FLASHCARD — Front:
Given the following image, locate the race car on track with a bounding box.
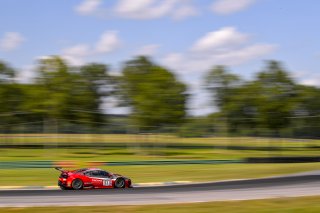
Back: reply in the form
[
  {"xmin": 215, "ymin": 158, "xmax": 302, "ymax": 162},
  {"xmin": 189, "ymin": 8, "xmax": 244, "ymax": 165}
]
[{"xmin": 55, "ymin": 167, "xmax": 132, "ymax": 190}]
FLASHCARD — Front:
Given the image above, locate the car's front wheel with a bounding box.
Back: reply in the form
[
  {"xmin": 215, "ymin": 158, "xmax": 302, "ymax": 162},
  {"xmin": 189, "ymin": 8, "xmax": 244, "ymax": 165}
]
[
  {"xmin": 114, "ymin": 178, "xmax": 125, "ymax": 188},
  {"xmin": 71, "ymin": 179, "xmax": 83, "ymax": 190}
]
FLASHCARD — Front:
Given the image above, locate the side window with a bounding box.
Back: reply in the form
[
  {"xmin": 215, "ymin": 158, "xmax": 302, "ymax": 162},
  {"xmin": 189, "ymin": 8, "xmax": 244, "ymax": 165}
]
[
  {"xmin": 85, "ymin": 170, "xmax": 109, "ymax": 177},
  {"xmin": 91, "ymin": 170, "xmax": 100, "ymax": 177},
  {"xmin": 86, "ymin": 170, "xmax": 99, "ymax": 177},
  {"xmin": 85, "ymin": 171, "xmax": 92, "ymax": 177},
  {"xmin": 100, "ymin": 171, "xmax": 109, "ymax": 177}
]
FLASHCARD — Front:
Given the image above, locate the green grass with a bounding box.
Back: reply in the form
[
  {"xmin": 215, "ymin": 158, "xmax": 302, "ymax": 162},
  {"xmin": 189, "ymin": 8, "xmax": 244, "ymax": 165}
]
[
  {"xmin": 1, "ymin": 134, "xmax": 319, "ymax": 147},
  {"xmin": 1, "ymin": 134, "xmax": 320, "ymax": 186},
  {"xmin": 1, "ymin": 196, "xmax": 320, "ymax": 212},
  {"xmin": 1, "ymin": 163, "xmax": 320, "ymax": 186},
  {"xmin": 1, "ymin": 134, "xmax": 319, "ymax": 162},
  {"xmin": 1, "ymin": 146, "xmax": 320, "ymax": 162}
]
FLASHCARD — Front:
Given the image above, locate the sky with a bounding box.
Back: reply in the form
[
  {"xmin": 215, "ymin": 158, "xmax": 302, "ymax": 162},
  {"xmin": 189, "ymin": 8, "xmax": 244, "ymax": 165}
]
[{"xmin": 0, "ymin": 0, "xmax": 320, "ymax": 115}]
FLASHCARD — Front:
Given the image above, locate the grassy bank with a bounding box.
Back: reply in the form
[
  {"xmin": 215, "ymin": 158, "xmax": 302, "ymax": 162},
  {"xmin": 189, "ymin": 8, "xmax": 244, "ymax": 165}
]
[
  {"xmin": 1, "ymin": 163, "xmax": 320, "ymax": 186},
  {"xmin": 1, "ymin": 135, "xmax": 319, "ymax": 186},
  {"xmin": 1, "ymin": 135, "xmax": 319, "ymax": 162},
  {"xmin": 2, "ymin": 147, "xmax": 320, "ymax": 162},
  {"xmin": 1, "ymin": 134, "xmax": 319, "ymax": 147},
  {"xmin": 1, "ymin": 196, "xmax": 320, "ymax": 212}
]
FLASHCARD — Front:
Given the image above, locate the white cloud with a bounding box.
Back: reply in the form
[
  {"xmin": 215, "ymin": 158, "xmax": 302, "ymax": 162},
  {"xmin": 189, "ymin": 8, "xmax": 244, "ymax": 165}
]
[
  {"xmin": 74, "ymin": 0, "xmax": 255, "ymax": 20},
  {"xmin": 135, "ymin": 44, "xmax": 160, "ymax": 56},
  {"xmin": 63, "ymin": 44, "xmax": 91, "ymax": 57},
  {"xmin": 115, "ymin": 0, "xmax": 155, "ymax": 15},
  {"xmin": 209, "ymin": 43, "xmax": 276, "ymax": 65},
  {"xmin": 191, "ymin": 27, "xmax": 249, "ymax": 53},
  {"xmin": 211, "ymin": 0, "xmax": 256, "ymax": 15},
  {"xmin": 162, "ymin": 27, "xmax": 276, "ymax": 74},
  {"xmin": 62, "ymin": 44, "xmax": 91, "ymax": 66},
  {"xmin": 161, "ymin": 27, "xmax": 275, "ymax": 116},
  {"xmin": 0, "ymin": 32, "xmax": 25, "ymax": 51},
  {"xmin": 172, "ymin": 4, "xmax": 198, "ymax": 20},
  {"xmin": 75, "ymin": 0, "xmax": 102, "ymax": 15},
  {"xmin": 115, "ymin": 0, "xmax": 198, "ymax": 20},
  {"xmin": 95, "ymin": 31, "xmax": 121, "ymax": 54},
  {"xmin": 301, "ymin": 78, "xmax": 320, "ymax": 86},
  {"xmin": 162, "ymin": 53, "xmax": 184, "ymax": 70},
  {"xmin": 60, "ymin": 31, "xmax": 121, "ymax": 66},
  {"xmin": 293, "ymin": 71, "xmax": 320, "ymax": 87},
  {"xmin": 15, "ymin": 65, "xmax": 36, "ymax": 84},
  {"xmin": 186, "ymin": 80, "xmax": 215, "ymax": 115},
  {"xmin": 115, "ymin": 0, "xmax": 173, "ymax": 19},
  {"xmin": 75, "ymin": 0, "xmax": 198, "ymax": 20}
]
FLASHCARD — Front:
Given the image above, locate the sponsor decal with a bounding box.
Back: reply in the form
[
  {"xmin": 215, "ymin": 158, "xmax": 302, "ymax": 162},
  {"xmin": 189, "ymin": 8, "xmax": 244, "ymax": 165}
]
[{"xmin": 91, "ymin": 178, "xmax": 112, "ymax": 186}]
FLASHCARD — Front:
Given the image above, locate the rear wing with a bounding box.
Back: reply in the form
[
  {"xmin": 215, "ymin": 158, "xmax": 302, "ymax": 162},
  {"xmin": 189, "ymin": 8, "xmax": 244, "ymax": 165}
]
[{"xmin": 55, "ymin": 167, "xmax": 65, "ymax": 172}]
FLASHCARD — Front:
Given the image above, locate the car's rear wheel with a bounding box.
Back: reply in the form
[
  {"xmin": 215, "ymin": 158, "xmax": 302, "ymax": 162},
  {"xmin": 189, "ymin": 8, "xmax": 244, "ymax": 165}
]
[
  {"xmin": 114, "ymin": 178, "xmax": 125, "ymax": 188},
  {"xmin": 59, "ymin": 185, "xmax": 69, "ymax": 190},
  {"xmin": 71, "ymin": 179, "xmax": 83, "ymax": 190}
]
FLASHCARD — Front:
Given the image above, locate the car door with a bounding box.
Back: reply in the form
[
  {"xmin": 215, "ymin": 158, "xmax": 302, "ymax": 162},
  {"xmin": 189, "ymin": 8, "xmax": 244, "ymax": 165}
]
[
  {"xmin": 86, "ymin": 170, "xmax": 112, "ymax": 188},
  {"xmin": 99, "ymin": 170, "xmax": 113, "ymax": 188},
  {"xmin": 85, "ymin": 170, "xmax": 103, "ymax": 188}
]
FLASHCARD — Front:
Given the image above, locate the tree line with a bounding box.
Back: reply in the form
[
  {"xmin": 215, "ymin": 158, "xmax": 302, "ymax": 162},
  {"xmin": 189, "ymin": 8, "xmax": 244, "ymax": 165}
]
[
  {"xmin": 202, "ymin": 61, "xmax": 320, "ymax": 138},
  {"xmin": 0, "ymin": 56, "xmax": 319, "ymax": 138}
]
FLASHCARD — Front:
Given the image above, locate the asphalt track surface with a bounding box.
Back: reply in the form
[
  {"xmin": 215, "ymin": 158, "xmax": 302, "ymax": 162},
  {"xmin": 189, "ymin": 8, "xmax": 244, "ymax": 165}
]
[{"xmin": 1, "ymin": 171, "xmax": 320, "ymax": 207}]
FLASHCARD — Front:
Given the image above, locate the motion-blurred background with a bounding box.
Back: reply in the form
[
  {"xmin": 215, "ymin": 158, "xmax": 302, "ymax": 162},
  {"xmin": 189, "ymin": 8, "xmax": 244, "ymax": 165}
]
[
  {"xmin": 1, "ymin": 54, "xmax": 320, "ymax": 187},
  {"xmin": 0, "ymin": 0, "xmax": 319, "ymax": 193}
]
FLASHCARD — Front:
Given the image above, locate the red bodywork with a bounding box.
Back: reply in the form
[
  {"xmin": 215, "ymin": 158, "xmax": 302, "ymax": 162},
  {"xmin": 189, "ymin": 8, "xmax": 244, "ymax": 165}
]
[{"xmin": 57, "ymin": 168, "xmax": 132, "ymax": 190}]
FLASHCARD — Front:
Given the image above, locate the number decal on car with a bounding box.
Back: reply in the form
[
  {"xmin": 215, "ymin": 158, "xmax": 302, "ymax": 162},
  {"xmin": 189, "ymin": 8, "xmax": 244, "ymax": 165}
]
[{"xmin": 103, "ymin": 179, "xmax": 111, "ymax": 186}]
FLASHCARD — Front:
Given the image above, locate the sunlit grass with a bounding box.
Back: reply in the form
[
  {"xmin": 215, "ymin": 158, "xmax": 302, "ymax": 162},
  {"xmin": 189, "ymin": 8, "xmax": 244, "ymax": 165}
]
[
  {"xmin": 1, "ymin": 135, "xmax": 319, "ymax": 187},
  {"xmin": 1, "ymin": 196, "xmax": 320, "ymax": 212},
  {"xmin": 1, "ymin": 146, "xmax": 319, "ymax": 162},
  {"xmin": 0, "ymin": 134, "xmax": 319, "ymax": 147},
  {"xmin": 1, "ymin": 163, "xmax": 319, "ymax": 186}
]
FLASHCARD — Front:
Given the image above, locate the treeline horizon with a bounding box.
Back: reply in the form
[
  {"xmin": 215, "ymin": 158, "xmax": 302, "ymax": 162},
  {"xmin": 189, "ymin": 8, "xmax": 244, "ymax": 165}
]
[{"xmin": 0, "ymin": 56, "xmax": 319, "ymax": 138}]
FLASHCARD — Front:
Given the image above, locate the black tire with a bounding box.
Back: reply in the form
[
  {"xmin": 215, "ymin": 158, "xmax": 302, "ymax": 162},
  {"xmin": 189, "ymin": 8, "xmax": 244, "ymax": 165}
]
[
  {"xmin": 114, "ymin": 178, "xmax": 125, "ymax": 188},
  {"xmin": 59, "ymin": 185, "xmax": 69, "ymax": 190},
  {"xmin": 71, "ymin": 179, "xmax": 83, "ymax": 190}
]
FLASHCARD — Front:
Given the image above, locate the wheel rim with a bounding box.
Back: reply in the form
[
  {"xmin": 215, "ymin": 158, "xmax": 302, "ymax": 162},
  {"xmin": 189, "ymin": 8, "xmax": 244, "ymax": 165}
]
[
  {"xmin": 116, "ymin": 179, "xmax": 125, "ymax": 188},
  {"xmin": 73, "ymin": 179, "xmax": 83, "ymax": 189}
]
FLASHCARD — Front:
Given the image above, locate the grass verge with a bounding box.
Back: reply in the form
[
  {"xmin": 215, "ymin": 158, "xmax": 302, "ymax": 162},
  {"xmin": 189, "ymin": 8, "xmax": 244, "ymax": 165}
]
[
  {"xmin": 1, "ymin": 163, "xmax": 320, "ymax": 186},
  {"xmin": 1, "ymin": 147, "xmax": 320, "ymax": 161},
  {"xmin": 1, "ymin": 134, "xmax": 319, "ymax": 147},
  {"xmin": 1, "ymin": 196, "xmax": 320, "ymax": 212}
]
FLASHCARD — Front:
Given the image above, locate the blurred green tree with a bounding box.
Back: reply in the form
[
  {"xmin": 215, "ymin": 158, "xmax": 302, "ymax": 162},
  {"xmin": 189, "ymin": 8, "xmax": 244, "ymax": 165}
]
[
  {"xmin": 0, "ymin": 61, "xmax": 26, "ymax": 132},
  {"xmin": 291, "ymin": 85, "xmax": 320, "ymax": 137},
  {"xmin": 205, "ymin": 61, "xmax": 298, "ymax": 136},
  {"xmin": 223, "ymin": 82, "xmax": 263, "ymax": 134},
  {"xmin": 30, "ymin": 56, "xmax": 110, "ymax": 131},
  {"xmin": 0, "ymin": 60, "xmax": 15, "ymax": 83},
  {"xmin": 254, "ymin": 60, "xmax": 297, "ymax": 135},
  {"xmin": 205, "ymin": 65, "xmax": 241, "ymax": 109},
  {"xmin": 120, "ymin": 56, "xmax": 187, "ymax": 130},
  {"xmin": 205, "ymin": 65, "xmax": 241, "ymax": 133}
]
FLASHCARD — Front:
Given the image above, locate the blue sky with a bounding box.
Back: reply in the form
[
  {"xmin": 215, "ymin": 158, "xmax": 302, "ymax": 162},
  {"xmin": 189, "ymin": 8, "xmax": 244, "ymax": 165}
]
[{"xmin": 0, "ymin": 0, "xmax": 320, "ymax": 115}]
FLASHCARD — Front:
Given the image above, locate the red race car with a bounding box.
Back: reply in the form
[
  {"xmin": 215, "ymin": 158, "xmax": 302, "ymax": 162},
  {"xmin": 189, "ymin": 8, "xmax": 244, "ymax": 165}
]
[{"xmin": 56, "ymin": 167, "xmax": 132, "ymax": 190}]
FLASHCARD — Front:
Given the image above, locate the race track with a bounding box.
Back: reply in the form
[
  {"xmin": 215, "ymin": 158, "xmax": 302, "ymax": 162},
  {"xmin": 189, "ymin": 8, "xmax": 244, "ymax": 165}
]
[{"xmin": 1, "ymin": 171, "xmax": 320, "ymax": 207}]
